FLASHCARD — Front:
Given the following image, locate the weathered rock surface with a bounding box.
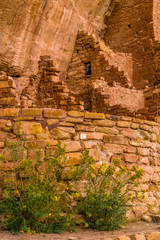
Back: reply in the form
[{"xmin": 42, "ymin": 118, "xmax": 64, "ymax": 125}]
[{"xmin": 0, "ymin": 0, "xmax": 115, "ymax": 78}]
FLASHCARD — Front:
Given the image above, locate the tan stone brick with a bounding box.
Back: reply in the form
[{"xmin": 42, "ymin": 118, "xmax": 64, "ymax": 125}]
[
  {"xmin": 140, "ymin": 124, "xmax": 152, "ymax": 132},
  {"xmin": 66, "ymin": 117, "xmax": 83, "ymax": 123},
  {"xmin": 133, "ymin": 118, "xmax": 144, "ymax": 124},
  {"xmin": 60, "ymin": 122, "xmax": 74, "ymax": 127},
  {"xmin": 36, "ymin": 133, "xmax": 49, "ymax": 140},
  {"xmin": 61, "ymin": 141, "xmax": 82, "ymax": 152},
  {"xmin": 13, "ymin": 117, "xmax": 34, "ymax": 121},
  {"xmin": 44, "ymin": 109, "xmax": 66, "ymax": 118},
  {"xmin": 123, "ymin": 154, "xmax": 138, "ymax": 163},
  {"xmin": 89, "ymin": 148, "xmax": 99, "ymax": 161},
  {"xmin": 121, "ymin": 129, "xmax": 138, "ymax": 139},
  {"xmin": 131, "ymin": 123, "xmax": 139, "ymax": 129},
  {"xmin": 13, "ymin": 121, "xmax": 43, "ymax": 135},
  {"xmin": 66, "ymin": 152, "xmax": 81, "ymax": 166},
  {"xmin": 0, "ymin": 80, "xmax": 16, "ymax": 88},
  {"xmin": 0, "ymin": 108, "xmax": 19, "ymax": 117},
  {"xmin": 96, "ymin": 127, "xmax": 118, "ymax": 135},
  {"xmin": 117, "ymin": 236, "xmax": 131, "ymax": 240},
  {"xmin": 76, "ymin": 125, "xmax": 95, "ymax": 132},
  {"xmin": 22, "ymin": 108, "xmax": 42, "ymax": 116},
  {"xmin": 117, "ymin": 121, "xmax": 131, "ymax": 128},
  {"xmin": 80, "ymin": 132, "xmax": 104, "ymax": 140},
  {"xmin": 93, "ymin": 119, "xmax": 115, "ymax": 127},
  {"xmin": 68, "ymin": 111, "xmax": 84, "ymax": 117},
  {"xmin": 25, "ymin": 140, "xmax": 46, "ymax": 149},
  {"xmin": 50, "ymin": 128, "xmax": 70, "ymax": 140},
  {"xmin": 147, "ymin": 232, "xmax": 160, "ymax": 240},
  {"xmin": 123, "ymin": 146, "xmax": 136, "ymax": 153},
  {"xmin": 120, "ymin": 116, "xmax": 132, "ymax": 121},
  {"xmin": 103, "ymin": 135, "xmax": 128, "ymax": 145},
  {"xmin": 85, "ymin": 112, "xmax": 105, "ymax": 119},
  {"xmin": 102, "ymin": 143, "xmax": 123, "ymax": 154},
  {"xmin": 46, "ymin": 140, "xmax": 58, "ymax": 146},
  {"xmin": 84, "ymin": 141, "xmax": 98, "ymax": 149},
  {"xmin": 58, "ymin": 127, "xmax": 75, "ymax": 134},
  {"xmin": 137, "ymin": 148, "xmax": 150, "ymax": 156},
  {"xmin": 131, "ymin": 234, "xmax": 146, "ymax": 240},
  {"xmin": 46, "ymin": 119, "xmax": 59, "ymax": 125}
]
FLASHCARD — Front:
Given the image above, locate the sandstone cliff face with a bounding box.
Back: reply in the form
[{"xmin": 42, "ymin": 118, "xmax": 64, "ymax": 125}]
[{"xmin": 0, "ymin": 0, "xmax": 114, "ymax": 78}]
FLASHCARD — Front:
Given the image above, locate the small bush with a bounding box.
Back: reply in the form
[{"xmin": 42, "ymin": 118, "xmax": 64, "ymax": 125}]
[
  {"xmin": 77, "ymin": 153, "xmax": 144, "ymax": 231},
  {"xmin": 0, "ymin": 135, "xmax": 75, "ymax": 234}
]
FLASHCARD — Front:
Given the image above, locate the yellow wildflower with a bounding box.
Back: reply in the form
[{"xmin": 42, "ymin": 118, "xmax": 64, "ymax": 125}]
[
  {"xmin": 84, "ymin": 223, "xmax": 89, "ymax": 228},
  {"xmin": 49, "ymin": 213, "xmax": 52, "ymax": 216},
  {"xmin": 20, "ymin": 230, "xmax": 24, "ymax": 234},
  {"xmin": 88, "ymin": 213, "xmax": 92, "ymax": 218}
]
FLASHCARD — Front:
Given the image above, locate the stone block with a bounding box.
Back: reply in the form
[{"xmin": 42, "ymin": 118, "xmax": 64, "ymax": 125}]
[
  {"xmin": 117, "ymin": 121, "xmax": 131, "ymax": 128},
  {"xmin": 103, "ymin": 135, "xmax": 128, "ymax": 145},
  {"xmin": 85, "ymin": 112, "xmax": 105, "ymax": 119},
  {"xmin": 50, "ymin": 128, "xmax": 70, "ymax": 140},
  {"xmin": 131, "ymin": 234, "xmax": 146, "ymax": 240},
  {"xmin": 46, "ymin": 119, "xmax": 59, "ymax": 125},
  {"xmin": 13, "ymin": 121, "xmax": 43, "ymax": 135},
  {"xmin": 13, "ymin": 117, "xmax": 34, "ymax": 121},
  {"xmin": 0, "ymin": 120, "xmax": 11, "ymax": 131},
  {"xmin": 101, "ymin": 143, "xmax": 123, "ymax": 154},
  {"xmin": 123, "ymin": 154, "xmax": 138, "ymax": 163},
  {"xmin": 121, "ymin": 129, "xmax": 138, "ymax": 139},
  {"xmin": 89, "ymin": 148, "xmax": 99, "ymax": 161},
  {"xmin": 66, "ymin": 117, "xmax": 83, "ymax": 123},
  {"xmin": 44, "ymin": 109, "xmax": 66, "ymax": 118},
  {"xmin": 80, "ymin": 132, "xmax": 104, "ymax": 140},
  {"xmin": 68, "ymin": 111, "xmax": 84, "ymax": 117},
  {"xmin": 60, "ymin": 121, "xmax": 74, "ymax": 127},
  {"xmin": 140, "ymin": 124, "xmax": 152, "ymax": 133},
  {"xmin": 137, "ymin": 148, "xmax": 150, "ymax": 156},
  {"xmin": 0, "ymin": 108, "xmax": 19, "ymax": 117},
  {"xmin": 96, "ymin": 127, "xmax": 118, "ymax": 135},
  {"xmin": 66, "ymin": 152, "xmax": 81, "ymax": 166},
  {"xmin": 147, "ymin": 232, "xmax": 160, "ymax": 240},
  {"xmin": 117, "ymin": 236, "xmax": 131, "ymax": 240},
  {"xmin": 61, "ymin": 141, "xmax": 82, "ymax": 152},
  {"xmin": 93, "ymin": 119, "xmax": 115, "ymax": 127},
  {"xmin": 131, "ymin": 123, "xmax": 139, "ymax": 129},
  {"xmin": 123, "ymin": 146, "xmax": 136, "ymax": 153},
  {"xmin": 84, "ymin": 141, "xmax": 98, "ymax": 149},
  {"xmin": 76, "ymin": 125, "xmax": 95, "ymax": 132},
  {"xmin": 0, "ymin": 80, "xmax": 16, "ymax": 88},
  {"xmin": 22, "ymin": 108, "xmax": 42, "ymax": 116}
]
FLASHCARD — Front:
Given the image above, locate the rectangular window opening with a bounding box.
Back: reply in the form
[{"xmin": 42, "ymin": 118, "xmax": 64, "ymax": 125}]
[{"xmin": 85, "ymin": 62, "xmax": 91, "ymax": 76}]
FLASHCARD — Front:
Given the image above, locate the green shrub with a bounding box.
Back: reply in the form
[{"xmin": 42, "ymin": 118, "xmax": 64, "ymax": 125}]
[
  {"xmin": 0, "ymin": 135, "xmax": 75, "ymax": 234},
  {"xmin": 77, "ymin": 153, "xmax": 144, "ymax": 231}
]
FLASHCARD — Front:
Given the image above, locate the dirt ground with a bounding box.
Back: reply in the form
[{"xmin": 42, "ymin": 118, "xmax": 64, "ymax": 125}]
[{"xmin": 0, "ymin": 221, "xmax": 160, "ymax": 240}]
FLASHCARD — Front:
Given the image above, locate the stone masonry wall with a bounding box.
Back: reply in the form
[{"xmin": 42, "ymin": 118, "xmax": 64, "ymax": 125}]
[
  {"xmin": 66, "ymin": 32, "xmax": 145, "ymax": 114},
  {"xmin": 103, "ymin": 0, "xmax": 155, "ymax": 89},
  {"xmin": 0, "ymin": 108, "xmax": 160, "ymax": 218}
]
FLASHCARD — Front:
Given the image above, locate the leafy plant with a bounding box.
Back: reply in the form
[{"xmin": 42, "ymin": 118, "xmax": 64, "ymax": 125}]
[
  {"xmin": 77, "ymin": 154, "xmax": 144, "ymax": 231},
  {"xmin": 0, "ymin": 134, "xmax": 75, "ymax": 234}
]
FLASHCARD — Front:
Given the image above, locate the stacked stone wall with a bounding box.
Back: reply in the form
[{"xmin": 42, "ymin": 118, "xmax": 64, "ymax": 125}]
[
  {"xmin": 0, "ymin": 108, "xmax": 160, "ymax": 217},
  {"xmin": 103, "ymin": 0, "xmax": 155, "ymax": 89}
]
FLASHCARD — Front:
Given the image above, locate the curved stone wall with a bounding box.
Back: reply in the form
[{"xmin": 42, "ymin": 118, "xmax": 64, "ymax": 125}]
[{"xmin": 0, "ymin": 108, "xmax": 160, "ymax": 218}]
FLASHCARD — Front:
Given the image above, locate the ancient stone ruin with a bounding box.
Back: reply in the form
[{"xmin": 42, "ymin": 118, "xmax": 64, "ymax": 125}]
[{"xmin": 1, "ymin": 0, "xmax": 160, "ymax": 221}]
